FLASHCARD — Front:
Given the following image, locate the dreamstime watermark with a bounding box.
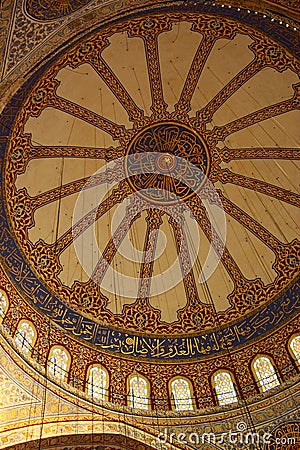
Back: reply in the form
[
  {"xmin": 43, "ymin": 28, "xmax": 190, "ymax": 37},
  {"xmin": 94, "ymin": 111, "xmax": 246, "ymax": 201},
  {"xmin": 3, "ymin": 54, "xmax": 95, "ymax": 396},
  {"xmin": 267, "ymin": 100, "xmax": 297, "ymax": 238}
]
[
  {"xmin": 157, "ymin": 422, "xmax": 296, "ymax": 446},
  {"xmin": 72, "ymin": 153, "xmax": 226, "ymax": 298}
]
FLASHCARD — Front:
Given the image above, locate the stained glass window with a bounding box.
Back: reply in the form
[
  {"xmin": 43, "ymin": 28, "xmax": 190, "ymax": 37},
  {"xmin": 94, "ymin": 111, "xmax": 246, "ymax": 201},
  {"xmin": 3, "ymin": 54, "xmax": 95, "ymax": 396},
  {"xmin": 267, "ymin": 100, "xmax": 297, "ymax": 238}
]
[
  {"xmin": 253, "ymin": 356, "xmax": 280, "ymax": 392},
  {"xmin": 290, "ymin": 335, "xmax": 300, "ymax": 366},
  {"xmin": 87, "ymin": 366, "xmax": 108, "ymax": 401},
  {"xmin": 171, "ymin": 378, "xmax": 194, "ymax": 411},
  {"xmin": 129, "ymin": 375, "xmax": 149, "ymax": 410},
  {"xmin": 213, "ymin": 371, "xmax": 238, "ymax": 406},
  {"xmin": 0, "ymin": 291, "xmax": 7, "ymax": 317},
  {"xmin": 48, "ymin": 347, "xmax": 69, "ymax": 381},
  {"xmin": 14, "ymin": 320, "xmax": 36, "ymax": 354}
]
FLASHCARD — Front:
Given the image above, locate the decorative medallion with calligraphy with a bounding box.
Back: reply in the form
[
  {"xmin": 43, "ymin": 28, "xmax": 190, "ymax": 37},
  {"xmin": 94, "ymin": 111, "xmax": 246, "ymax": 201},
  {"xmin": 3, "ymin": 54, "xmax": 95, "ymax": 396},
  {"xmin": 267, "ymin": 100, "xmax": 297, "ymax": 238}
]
[{"xmin": 126, "ymin": 123, "xmax": 209, "ymax": 204}]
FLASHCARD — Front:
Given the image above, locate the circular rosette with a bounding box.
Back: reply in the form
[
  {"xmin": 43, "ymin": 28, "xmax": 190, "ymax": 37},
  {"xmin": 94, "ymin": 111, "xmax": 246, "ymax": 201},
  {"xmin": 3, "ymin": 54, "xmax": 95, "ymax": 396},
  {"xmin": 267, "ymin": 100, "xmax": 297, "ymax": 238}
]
[{"xmin": 2, "ymin": 10, "xmax": 299, "ymax": 338}]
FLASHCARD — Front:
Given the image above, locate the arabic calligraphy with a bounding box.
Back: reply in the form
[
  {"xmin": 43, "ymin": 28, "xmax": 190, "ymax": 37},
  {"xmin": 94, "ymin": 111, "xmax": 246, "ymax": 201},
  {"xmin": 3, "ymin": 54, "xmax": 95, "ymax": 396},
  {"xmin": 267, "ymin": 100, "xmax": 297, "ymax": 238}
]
[
  {"xmin": 126, "ymin": 123, "xmax": 210, "ymax": 204},
  {"xmin": 0, "ymin": 133, "xmax": 299, "ymax": 359},
  {"xmin": 0, "ymin": 202, "xmax": 299, "ymax": 359}
]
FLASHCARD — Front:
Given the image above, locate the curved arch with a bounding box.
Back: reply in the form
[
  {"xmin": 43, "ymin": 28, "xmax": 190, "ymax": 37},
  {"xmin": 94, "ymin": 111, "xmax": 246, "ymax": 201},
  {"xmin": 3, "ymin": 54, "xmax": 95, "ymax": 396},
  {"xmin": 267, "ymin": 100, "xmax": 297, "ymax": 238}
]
[
  {"xmin": 169, "ymin": 376, "xmax": 195, "ymax": 411},
  {"xmin": 86, "ymin": 364, "xmax": 109, "ymax": 401},
  {"xmin": 14, "ymin": 319, "xmax": 37, "ymax": 355},
  {"xmin": 127, "ymin": 373, "xmax": 150, "ymax": 410},
  {"xmin": 47, "ymin": 345, "xmax": 71, "ymax": 382},
  {"xmin": 252, "ymin": 355, "xmax": 280, "ymax": 393},
  {"xmin": 212, "ymin": 370, "xmax": 238, "ymax": 406}
]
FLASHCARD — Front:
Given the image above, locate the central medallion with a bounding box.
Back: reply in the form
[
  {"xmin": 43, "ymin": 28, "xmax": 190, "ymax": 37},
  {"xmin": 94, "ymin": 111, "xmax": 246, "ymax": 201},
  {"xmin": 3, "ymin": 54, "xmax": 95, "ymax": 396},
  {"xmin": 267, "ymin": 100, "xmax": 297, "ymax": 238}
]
[{"xmin": 126, "ymin": 122, "xmax": 210, "ymax": 205}]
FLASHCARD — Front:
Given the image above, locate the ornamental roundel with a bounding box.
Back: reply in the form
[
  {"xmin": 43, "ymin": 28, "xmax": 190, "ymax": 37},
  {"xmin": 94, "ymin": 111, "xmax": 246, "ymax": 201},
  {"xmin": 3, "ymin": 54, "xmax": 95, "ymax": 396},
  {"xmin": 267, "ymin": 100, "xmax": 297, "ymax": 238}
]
[
  {"xmin": 125, "ymin": 122, "xmax": 210, "ymax": 204},
  {"xmin": 0, "ymin": 5, "xmax": 299, "ymax": 360},
  {"xmin": 24, "ymin": 0, "xmax": 92, "ymax": 21}
]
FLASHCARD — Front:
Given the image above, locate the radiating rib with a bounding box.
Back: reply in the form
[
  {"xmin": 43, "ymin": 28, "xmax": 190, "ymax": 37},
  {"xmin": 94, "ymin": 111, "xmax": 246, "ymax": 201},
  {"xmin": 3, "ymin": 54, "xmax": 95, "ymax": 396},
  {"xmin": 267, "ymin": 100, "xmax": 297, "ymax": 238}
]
[
  {"xmin": 168, "ymin": 215, "xmax": 199, "ymax": 305},
  {"xmin": 197, "ymin": 58, "xmax": 262, "ymax": 122},
  {"xmin": 89, "ymin": 55, "xmax": 145, "ymax": 124},
  {"xmin": 143, "ymin": 33, "xmax": 168, "ymax": 117},
  {"xmin": 28, "ymin": 144, "xmax": 123, "ymax": 161},
  {"xmin": 137, "ymin": 209, "xmax": 164, "ymax": 299},
  {"xmin": 218, "ymin": 191, "xmax": 281, "ymax": 251},
  {"xmin": 31, "ymin": 163, "xmax": 125, "ymax": 209},
  {"xmin": 174, "ymin": 35, "xmax": 216, "ymax": 117},
  {"xmin": 212, "ymin": 84, "xmax": 300, "ymax": 139},
  {"xmin": 54, "ymin": 180, "xmax": 133, "ymax": 254},
  {"xmin": 12, "ymin": 134, "xmax": 123, "ymax": 175},
  {"xmin": 92, "ymin": 197, "xmax": 142, "ymax": 285},
  {"xmin": 219, "ymin": 147, "xmax": 300, "ymax": 162},
  {"xmin": 186, "ymin": 196, "xmax": 246, "ymax": 285},
  {"xmin": 48, "ymin": 95, "xmax": 129, "ymax": 141},
  {"xmin": 217, "ymin": 168, "xmax": 300, "ymax": 207},
  {"xmin": 32, "ymin": 176, "xmax": 94, "ymax": 209}
]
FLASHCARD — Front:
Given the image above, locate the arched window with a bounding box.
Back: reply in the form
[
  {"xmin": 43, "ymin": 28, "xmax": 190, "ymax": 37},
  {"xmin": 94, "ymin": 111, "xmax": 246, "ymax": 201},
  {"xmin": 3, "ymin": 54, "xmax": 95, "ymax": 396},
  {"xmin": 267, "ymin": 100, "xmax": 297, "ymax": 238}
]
[
  {"xmin": 289, "ymin": 335, "xmax": 300, "ymax": 367},
  {"xmin": 213, "ymin": 371, "xmax": 238, "ymax": 406},
  {"xmin": 0, "ymin": 291, "xmax": 8, "ymax": 319},
  {"xmin": 47, "ymin": 346, "xmax": 70, "ymax": 382},
  {"xmin": 253, "ymin": 356, "xmax": 280, "ymax": 392},
  {"xmin": 170, "ymin": 377, "xmax": 194, "ymax": 411},
  {"xmin": 128, "ymin": 374, "xmax": 149, "ymax": 410},
  {"xmin": 14, "ymin": 320, "xmax": 36, "ymax": 354},
  {"xmin": 86, "ymin": 365, "xmax": 108, "ymax": 401}
]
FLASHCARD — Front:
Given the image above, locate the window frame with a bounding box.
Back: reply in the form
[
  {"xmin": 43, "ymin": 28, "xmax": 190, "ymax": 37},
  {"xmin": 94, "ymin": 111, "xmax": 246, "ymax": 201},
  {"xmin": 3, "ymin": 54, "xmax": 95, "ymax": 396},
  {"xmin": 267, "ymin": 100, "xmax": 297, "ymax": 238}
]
[
  {"xmin": 169, "ymin": 376, "xmax": 196, "ymax": 411},
  {"xmin": 252, "ymin": 354, "xmax": 280, "ymax": 393},
  {"xmin": 47, "ymin": 345, "xmax": 71, "ymax": 382},
  {"xmin": 212, "ymin": 369, "xmax": 238, "ymax": 406},
  {"xmin": 14, "ymin": 319, "xmax": 37, "ymax": 355},
  {"xmin": 86, "ymin": 364, "xmax": 109, "ymax": 402},
  {"xmin": 288, "ymin": 334, "xmax": 300, "ymax": 369},
  {"xmin": 127, "ymin": 373, "xmax": 151, "ymax": 410},
  {"xmin": 0, "ymin": 290, "xmax": 8, "ymax": 321}
]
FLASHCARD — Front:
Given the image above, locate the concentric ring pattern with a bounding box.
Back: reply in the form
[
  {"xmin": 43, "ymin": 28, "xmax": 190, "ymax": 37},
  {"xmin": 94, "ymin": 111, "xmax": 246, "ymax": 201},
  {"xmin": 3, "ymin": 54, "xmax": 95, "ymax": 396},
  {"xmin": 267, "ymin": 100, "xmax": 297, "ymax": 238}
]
[{"xmin": 1, "ymin": 10, "xmax": 299, "ymax": 357}]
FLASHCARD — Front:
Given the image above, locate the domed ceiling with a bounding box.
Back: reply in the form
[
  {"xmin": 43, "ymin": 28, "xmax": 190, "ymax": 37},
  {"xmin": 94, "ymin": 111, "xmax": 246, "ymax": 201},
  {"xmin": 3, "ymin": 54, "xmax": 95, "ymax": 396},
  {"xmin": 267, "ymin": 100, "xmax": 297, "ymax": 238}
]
[{"xmin": 0, "ymin": 1, "xmax": 299, "ymax": 363}]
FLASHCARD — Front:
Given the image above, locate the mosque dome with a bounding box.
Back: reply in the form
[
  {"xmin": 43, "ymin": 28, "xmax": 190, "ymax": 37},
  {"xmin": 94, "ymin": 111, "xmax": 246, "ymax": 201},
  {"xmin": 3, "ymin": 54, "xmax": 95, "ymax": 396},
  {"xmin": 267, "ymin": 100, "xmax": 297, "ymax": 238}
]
[{"xmin": 0, "ymin": 0, "xmax": 299, "ymax": 448}]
